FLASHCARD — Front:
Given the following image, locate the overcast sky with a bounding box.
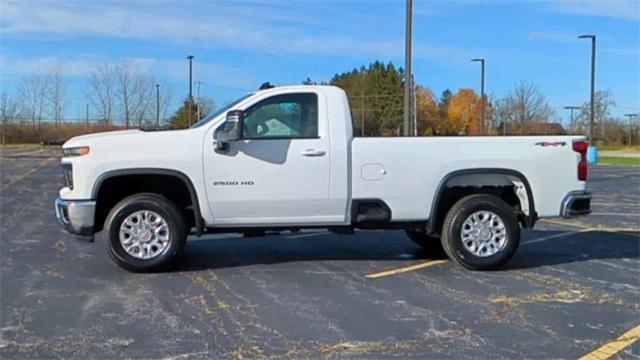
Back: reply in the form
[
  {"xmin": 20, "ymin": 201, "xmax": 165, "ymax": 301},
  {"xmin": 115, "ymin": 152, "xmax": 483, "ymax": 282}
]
[{"xmin": 1, "ymin": 0, "xmax": 638, "ymax": 121}]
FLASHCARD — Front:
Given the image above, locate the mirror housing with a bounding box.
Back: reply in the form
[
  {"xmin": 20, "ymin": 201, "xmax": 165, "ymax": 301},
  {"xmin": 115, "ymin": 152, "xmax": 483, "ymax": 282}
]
[{"xmin": 214, "ymin": 110, "xmax": 243, "ymax": 151}]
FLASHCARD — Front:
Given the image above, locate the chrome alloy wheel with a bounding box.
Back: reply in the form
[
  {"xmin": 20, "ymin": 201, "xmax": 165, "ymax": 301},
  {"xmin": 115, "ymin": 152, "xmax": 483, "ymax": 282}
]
[
  {"xmin": 460, "ymin": 211, "xmax": 507, "ymax": 257},
  {"xmin": 119, "ymin": 210, "xmax": 170, "ymax": 259}
]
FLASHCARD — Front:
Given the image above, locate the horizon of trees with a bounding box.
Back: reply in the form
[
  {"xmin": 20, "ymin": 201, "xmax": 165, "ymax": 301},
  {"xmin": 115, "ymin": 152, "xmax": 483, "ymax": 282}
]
[
  {"xmin": 2, "ymin": 61, "xmax": 183, "ymax": 128},
  {"xmin": 309, "ymin": 61, "xmax": 633, "ymax": 142},
  {"xmin": 0, "ymin": 60, "xmax": 637, "ymax": 145}
]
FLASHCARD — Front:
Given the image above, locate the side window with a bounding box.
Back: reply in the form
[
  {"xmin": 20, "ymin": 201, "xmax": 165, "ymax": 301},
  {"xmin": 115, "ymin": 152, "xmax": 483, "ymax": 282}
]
[{"xmin": 243, "ymin": 93, "xmax": 318, "ymax": 139}]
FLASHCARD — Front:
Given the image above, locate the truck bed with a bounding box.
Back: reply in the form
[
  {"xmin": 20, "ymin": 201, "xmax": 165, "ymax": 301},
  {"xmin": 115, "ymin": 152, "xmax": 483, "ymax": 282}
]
[{"xmin": 351, "ymin": 136, "xmax": 586, "ymax": 221}]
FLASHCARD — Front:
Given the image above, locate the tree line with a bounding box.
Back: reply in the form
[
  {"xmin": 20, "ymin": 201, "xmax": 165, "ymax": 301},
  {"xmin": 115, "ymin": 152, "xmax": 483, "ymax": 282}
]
[
  {"xmin": 314, "ymin": 61, "xmax": 632, "ymax": 142},
  {"xmin": 0, "ymin": 61, "xmax": 213, "ymax": 129},
  {"xmin": 1, "ymin": 60, "xmax": 636, "ymax": 145}
]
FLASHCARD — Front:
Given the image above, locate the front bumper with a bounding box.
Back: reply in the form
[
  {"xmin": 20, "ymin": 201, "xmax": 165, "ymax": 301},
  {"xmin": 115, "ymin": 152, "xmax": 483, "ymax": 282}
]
[
  {"xmin": 55, "ymin": 197, "xmax": 96, "ymax": 236},
  {"xmin": 560, "ymin": 191, "xmax": 592, "ymax": 217}
]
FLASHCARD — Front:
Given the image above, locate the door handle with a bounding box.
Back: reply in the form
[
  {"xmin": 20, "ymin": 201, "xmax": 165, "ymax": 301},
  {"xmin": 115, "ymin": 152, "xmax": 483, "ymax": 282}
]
[{"xmin": 300, "ymin": 149, "xmax": 326, "ymax": 157}]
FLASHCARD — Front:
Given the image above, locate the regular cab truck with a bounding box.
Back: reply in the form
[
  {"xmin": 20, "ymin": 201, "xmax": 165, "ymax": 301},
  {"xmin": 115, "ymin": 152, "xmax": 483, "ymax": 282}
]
[{"xmin": 55, "ymin": 85, "xmax": 591, "ymax": 272}]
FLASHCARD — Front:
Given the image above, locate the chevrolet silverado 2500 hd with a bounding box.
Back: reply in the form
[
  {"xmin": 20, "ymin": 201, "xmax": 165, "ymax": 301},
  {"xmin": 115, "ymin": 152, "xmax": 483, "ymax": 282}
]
[{"xmin": 55, "ymin": 85, "xmax": 591, "ymax": 272}]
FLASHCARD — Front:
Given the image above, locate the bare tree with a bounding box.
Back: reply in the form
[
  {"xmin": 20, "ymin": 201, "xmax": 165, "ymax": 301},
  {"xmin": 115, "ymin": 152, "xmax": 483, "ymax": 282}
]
[
  {"xmin": 115, "ymin": 62, "xmax": 155, "ymax": 128},
  {"xmin": 484, "ymin": 95, "xmax": 497, "ymax": 134},
  {"xmin": 18, "ymin": 72, "xmax": 49, "ymax": 127},
  {"xmin": 495, "ymin": 81, "xmax": 554, "ymax": 134},
  {"xmin": 198, "ymin": 96, "xmax": 216, "ymax": 118},
  {"xmin": 132, "ymin": 75, "xmax": 155, "ymax": 126},
  {"xmin": 86, "ymin": 64, "xmax": 116, "ymax": 125},
  {"xmin": 1, "ymin": 92, "xmax": 18, "ymax": 145},
  {"xmin": 158, "ymin": 86, "xmax": 174, "ymax": 124},
  {"xmin": 575, "ymin": 90, "xmax": 616, "ymax": 139},
  {"xmin": 47, "ymin": 65, "xmax": 67, "ymax": 127},
  {"xmin": 495, "ymin": 97, "xmax": 515, "ymax": 135},
  {"xmin": 0, "ymin": 92, "xmax": 18, "ymax": 123}
]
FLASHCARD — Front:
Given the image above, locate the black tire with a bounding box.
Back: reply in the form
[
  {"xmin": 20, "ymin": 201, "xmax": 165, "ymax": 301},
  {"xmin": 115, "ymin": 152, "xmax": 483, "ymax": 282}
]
[
  {"xmin": 441, "ymin": 194, "xmax": 520, "ymax": 270},
  {"xmin": 405, "ymin": 229, "xmax": 446, "ymax": 257},
  {"xmin": 103, "ymin": 193, "xmax": 187, "ymax": 272}
]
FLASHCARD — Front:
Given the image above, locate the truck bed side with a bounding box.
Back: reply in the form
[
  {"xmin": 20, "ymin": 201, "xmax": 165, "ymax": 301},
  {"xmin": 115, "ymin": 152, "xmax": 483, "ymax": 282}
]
[{"xmin": 351, "ymin": 136, "xmax": 586, "ymax": 221}]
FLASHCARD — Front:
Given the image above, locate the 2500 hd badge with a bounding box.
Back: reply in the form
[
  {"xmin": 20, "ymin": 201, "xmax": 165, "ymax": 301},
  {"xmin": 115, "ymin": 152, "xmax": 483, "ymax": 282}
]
[{"xmin": 213, "ymin": 181, "xmax": 255, "ymax": 186}]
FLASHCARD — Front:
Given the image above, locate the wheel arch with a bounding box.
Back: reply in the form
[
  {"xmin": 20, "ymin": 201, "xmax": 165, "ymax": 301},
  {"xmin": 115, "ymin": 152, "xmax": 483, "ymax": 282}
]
[
  {"xmin": 426, "ymin": 168, "xmax": 537, "ymax": 234},
  {"xmin": 92, "ymin": 168, "xmax": 204, "ymax": 235}
]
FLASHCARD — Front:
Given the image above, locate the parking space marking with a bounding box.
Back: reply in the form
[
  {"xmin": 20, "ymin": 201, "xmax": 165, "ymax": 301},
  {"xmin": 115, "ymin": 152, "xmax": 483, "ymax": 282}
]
[
  {"xmin": 579, "ymin": 324, "xmax": 640, "ymax": 360},
  {"xmin": 4, "ymin": 148, "xmax": 44, "ymax": 157},
  {"xmin": 592, "ymin": 201, "xmax": 639, "ymax": 206},
  {"xmin": 286, "ymin": 230, "xmax": 329, "ymax": 239},
  {"xmin": 539, "ymin": 219, "xmax": 640, "ymax": 233},
  {"xmin": 0, "ymin": 158, "xmax": 54, "ymax": 190},
  {"xmin": 585, "ymin": 227, "xmax": 640, "ymax": 234},
  {"xmin": 539, "ymin": 218, "xmax": 591, "ymax": 229},
  {"xmin": 590, "ymin": 212, "xmax": 640, "ymax": 217},
  {"xmin": 365, "ymin": 259, "xmax": 448, "ymax": 279},
  {"xmin": 521, "ymin": 230, "xmax": 585, "ymax": 246}
]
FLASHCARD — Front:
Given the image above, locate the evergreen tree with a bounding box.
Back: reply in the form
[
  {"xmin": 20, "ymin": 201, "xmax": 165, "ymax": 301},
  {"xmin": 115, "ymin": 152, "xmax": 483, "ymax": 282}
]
[
  {"xmin": 302, "ymin": 77, "xmax": 317, "ymax": 85},
  {"xmin": 439, "ymin": 89, "xmax": 452, "ymax": 117},
  {"xmin": 169, "ymin": 97, "xmax": 199, "ymax": 129},
  {"xmin": 330, "ymin": 61, "xmax": 403, "ymax": 136}
]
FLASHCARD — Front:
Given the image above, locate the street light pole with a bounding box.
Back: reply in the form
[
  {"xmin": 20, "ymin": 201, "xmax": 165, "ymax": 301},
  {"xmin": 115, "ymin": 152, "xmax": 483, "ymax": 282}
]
[
  {"xmin": 156, "ymin": 84, "xmax": 160, "ymax": 126},
  {"xmin": 360, "ymin": 91, "xmax": 365, "ymax": 137},
  {"xmin": 403, "ymin": 0, "xmax": 413, "ymax": 136},
  {"xmin": 187, "ymin": 55, "xmax": 194, "ymax": 127},
  {"xmin": 412, "ymin": 74, "xmax": 417, "ymax": 136},
  {"xmin": 471, "ymin": 59, "xmax": 485, "ymax": 135},
  {"xmin": 625, "ymin": 113, "xmax": 638, "ymax": 145},
  {"xmin": 578, "ymin": 35, "xmax": 596, "ymax": 142},
  {"xmin": 563, "ymin": 106, "xmax": 581, "ymax": 132},
  {"xmin": 196, "ymin": 81, "xmax": 203, "ymax": 120}
]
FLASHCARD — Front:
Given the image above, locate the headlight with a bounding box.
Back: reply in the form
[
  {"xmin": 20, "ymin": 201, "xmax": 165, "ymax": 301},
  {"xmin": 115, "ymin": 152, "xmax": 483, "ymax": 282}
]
[{"xmin": 63, "ymin": 146, "xmax": 90, "ymax": 157}]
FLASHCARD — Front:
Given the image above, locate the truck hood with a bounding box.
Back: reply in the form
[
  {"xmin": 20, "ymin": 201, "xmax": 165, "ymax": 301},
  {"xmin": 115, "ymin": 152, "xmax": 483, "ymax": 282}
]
[
  {"xmin": 63, "ymin": 129, "xmax": 142, "ymax": 147},
  {"xmin": 63, "ymin": 128, "xmax": 192, "ymax": 149}
]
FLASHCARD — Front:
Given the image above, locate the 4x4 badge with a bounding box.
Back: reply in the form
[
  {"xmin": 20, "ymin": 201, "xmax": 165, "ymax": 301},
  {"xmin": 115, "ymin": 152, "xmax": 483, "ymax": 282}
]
[{"xmin": 535, "ymin": 141, "xmax": 566, "ymax": 147}]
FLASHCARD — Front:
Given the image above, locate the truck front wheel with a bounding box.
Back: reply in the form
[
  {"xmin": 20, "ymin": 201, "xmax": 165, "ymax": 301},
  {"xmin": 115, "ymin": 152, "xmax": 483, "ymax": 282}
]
[
  {"xmin": 103, "ymin": 193, "xmax": 187, "ymax": 272},
  {"xmin": 441, "ymin": 194, "xmax": 520, "ymax": 270}
]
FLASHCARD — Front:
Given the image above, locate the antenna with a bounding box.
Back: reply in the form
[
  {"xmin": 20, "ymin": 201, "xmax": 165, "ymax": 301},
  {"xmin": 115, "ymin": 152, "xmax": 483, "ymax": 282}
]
[{"xmin": 259, "ymin": 82, "xmax": 275, "ymax": 90}]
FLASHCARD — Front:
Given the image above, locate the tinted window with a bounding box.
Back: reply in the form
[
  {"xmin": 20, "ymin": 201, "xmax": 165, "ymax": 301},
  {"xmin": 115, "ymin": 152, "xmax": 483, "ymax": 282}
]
[{"xmin": 243, "ymin": 93, "xmax": 318, "ymax": 139}]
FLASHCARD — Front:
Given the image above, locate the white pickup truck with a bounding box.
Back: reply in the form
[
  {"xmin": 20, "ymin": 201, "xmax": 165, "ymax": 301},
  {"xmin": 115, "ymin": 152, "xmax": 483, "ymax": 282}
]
[{"xmin": 55, "ymin": 85, "xmax": 591, "ymax": 272}]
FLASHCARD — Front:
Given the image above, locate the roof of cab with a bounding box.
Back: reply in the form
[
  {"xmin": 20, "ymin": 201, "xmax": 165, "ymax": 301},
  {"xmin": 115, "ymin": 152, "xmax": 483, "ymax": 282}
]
[{"xmin": 257, "ymin": 84, "xmax": 343, "ymax": 94}]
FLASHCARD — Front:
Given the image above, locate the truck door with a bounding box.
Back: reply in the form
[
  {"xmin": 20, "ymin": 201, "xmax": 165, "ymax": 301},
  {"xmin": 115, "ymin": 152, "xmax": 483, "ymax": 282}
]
[{"xmin": 203, "ymin": 92, "xmax": 334, "ymax": 225}]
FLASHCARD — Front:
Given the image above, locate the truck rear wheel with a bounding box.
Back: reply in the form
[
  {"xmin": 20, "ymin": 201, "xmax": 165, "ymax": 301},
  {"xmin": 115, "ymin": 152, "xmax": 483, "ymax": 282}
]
[
  {"xmin": 103, "ymin": 193, "xmax": 187, "ymax": 272},
  {"xmin": 441, "ymin": 194, "xmax": 520, "ymax": 270},
  {"xmin": 405, "ymin": 229, "xmax": 445, "ymax": 257}
]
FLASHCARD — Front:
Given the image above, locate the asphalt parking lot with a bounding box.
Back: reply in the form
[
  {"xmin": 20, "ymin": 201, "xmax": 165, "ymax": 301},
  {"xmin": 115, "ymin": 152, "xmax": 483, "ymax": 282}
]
[{"xmin": 1, "ymin": 146, "xmax": 639, "ymax": 359}]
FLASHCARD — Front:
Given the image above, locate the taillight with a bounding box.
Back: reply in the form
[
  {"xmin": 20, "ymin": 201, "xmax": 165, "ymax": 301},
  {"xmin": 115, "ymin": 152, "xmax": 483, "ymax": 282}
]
[{"xmin": 572, "ymin": 140, "xmax": 588, "ymax": 181}]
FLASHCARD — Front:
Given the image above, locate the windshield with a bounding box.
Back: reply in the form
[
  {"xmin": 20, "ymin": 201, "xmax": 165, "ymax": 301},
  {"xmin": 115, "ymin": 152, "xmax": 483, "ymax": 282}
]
[{"xmin": 191, "ymin": 93, "xmax": 253, "ymax": 128}]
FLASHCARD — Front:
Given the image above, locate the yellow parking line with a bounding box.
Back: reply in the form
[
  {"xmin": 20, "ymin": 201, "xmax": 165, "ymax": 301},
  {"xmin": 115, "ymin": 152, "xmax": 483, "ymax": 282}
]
[
  {"xmin": 286, "ymin": 231, "xmax": 328, "ymax": 239},
  {"xmin": 9, "ymin": 148, "xmax": 43, "ymax": 157},
  {"xmin": 539, "ymin": 219, "xmax": 640, "ymax": 233},
  {"xmin": 579, "ymin": 324, "xmax": 640, "ymax": 360},
  {"xmin": 1, "ymin": 158, "xmax": 53, "ymax": 190},
  {"xmin": 524, "ymin": 226, "xmax": 640, "ymax": 246},
  {"xmin": 539, "ymin": 218, "xmax": 590, "ymax": 229},
  {"xmin": 590, "ymin": 212, "xmax": 640, "ymax": 217},
  {"xmin": 365, "ymin": 259, "xmax": 448, "ymax": 279},
  {"xmin": 521, "ymin": 230, "xmax": 585, "ymax": 246},
  {"xmin": 589, "ymin": 227, "xmax": 640, "ymax": 233}
]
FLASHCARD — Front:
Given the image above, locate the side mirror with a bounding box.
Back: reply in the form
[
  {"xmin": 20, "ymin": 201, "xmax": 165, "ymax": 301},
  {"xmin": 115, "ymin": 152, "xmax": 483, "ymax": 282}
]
[{"xmin": 214, "ymin": 110, "xmax": 243, "ymax": 151}]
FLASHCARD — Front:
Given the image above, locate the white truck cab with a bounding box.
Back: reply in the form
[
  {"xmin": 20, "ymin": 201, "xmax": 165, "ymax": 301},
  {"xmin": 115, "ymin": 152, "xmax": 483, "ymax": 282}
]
[{"xmin": 55, "ymin": 85, "xmax": 591, "ymax": 272}]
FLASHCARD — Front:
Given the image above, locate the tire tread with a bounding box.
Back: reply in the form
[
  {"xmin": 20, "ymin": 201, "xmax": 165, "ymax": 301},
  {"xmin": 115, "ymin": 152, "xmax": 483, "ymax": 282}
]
[
  {"xmin": 103, "ymin": 193, "xmax": 187, "ymax": 272},
  {"xmin": 441, "ymin": 194, "xmax": 519, "ymax": 270}
]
